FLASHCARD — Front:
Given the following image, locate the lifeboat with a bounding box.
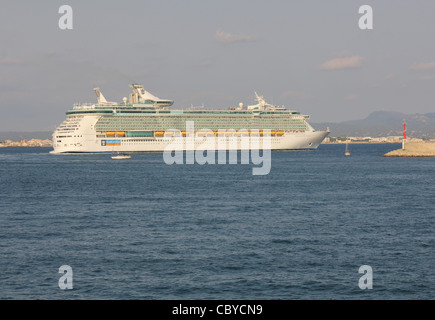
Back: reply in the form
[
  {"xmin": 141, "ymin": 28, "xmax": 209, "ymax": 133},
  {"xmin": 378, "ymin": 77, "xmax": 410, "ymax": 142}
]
[
  {"xmin": 106, "ymin": 131, "xmax": 115, "ymax": 136},
  {"xmin": 116, "ymin": 131, "xmax": 125, "ymax": 137},
  {"xmin": 154, "ymin": 131, "xmax": 165, "ymax": 137},
  {"xmin": 276, "ymin": 130, "xmax": 285, "ymax": 136},
  {"xmin": 240, "ymin": 130, "xmax": 250, "ymax": 136}
]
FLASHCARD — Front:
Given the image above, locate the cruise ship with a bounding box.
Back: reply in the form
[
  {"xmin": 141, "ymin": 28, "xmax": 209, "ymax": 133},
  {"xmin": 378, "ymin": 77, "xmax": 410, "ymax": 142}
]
[{"xmin": 51, "ymin": 85, "xmax": 329, "ymax": 153}]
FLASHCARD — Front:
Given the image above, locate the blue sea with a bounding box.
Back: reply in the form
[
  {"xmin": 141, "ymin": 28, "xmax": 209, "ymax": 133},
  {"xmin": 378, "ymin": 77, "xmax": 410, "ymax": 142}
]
[{"xmin": 0, "ymin": 144, "xmax": 434, "ymax": 300}]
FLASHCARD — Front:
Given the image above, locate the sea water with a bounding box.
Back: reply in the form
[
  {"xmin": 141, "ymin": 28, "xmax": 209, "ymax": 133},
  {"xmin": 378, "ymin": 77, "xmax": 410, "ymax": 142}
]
[{"xmin": 0, "ymin": 144, "xmax": 433, "ymax": 299}]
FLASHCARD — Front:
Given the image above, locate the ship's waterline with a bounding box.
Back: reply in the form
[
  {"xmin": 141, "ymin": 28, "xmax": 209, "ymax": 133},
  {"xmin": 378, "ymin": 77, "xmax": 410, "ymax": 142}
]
[{"xmin": 51, "ymin": 85, "xmax": 329, "ymax": 154}]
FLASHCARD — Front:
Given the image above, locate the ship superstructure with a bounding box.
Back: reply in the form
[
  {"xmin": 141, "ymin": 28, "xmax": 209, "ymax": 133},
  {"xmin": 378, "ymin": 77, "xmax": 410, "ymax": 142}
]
[{"xmin": 51, "ymin": 85, "xmax": 329, "ymax": 153}]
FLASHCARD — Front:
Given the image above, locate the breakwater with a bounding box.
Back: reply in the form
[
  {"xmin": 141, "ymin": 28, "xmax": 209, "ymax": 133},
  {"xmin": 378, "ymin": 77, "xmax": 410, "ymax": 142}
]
[{"xmin": 383, "ymin": 141, "xmax": 435, "ymax": 157}]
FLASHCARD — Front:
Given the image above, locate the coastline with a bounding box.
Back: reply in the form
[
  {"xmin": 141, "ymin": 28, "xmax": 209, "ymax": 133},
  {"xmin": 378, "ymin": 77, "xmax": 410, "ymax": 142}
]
[
  {"xmin": 0, "ymin": 140, "xmax": 417, "ymax": 148},
  {"xmin": 322, "ymin": 141, "xmax": 402, "ymax": 144},
  {"xmin": 0, "ymin": 139, "xmax": 52, "ymax": 148}
]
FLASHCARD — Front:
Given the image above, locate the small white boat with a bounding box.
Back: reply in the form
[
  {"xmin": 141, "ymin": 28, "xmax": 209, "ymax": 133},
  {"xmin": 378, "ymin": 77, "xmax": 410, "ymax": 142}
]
[
  {"xmin": 345, "ymin": 143, "xmax": 351, "ymax": 156},
  {"xmin": 111, "ymin": 153, "xmax": 131, "ymax": 159}
]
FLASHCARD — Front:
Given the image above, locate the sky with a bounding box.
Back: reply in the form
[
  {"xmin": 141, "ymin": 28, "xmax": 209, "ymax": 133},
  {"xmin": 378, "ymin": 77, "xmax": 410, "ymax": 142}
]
[{"xmin": 1, "ymin": 0, "xmax": 435, "ymax": 131}]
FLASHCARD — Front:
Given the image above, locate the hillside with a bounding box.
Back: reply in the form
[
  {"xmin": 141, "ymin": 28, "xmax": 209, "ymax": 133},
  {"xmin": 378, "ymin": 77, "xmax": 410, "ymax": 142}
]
[{"xmin": 312, "ymin": 111, "xmax": 435, "ymax": 138}]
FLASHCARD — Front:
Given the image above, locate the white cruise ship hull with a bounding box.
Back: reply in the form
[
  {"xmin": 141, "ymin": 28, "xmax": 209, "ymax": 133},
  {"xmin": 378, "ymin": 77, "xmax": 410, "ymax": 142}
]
[
  {"xmin": 51, "ymin": 85, "xmax": 329, "ymax": 154},
  {"xmin": 51, "ymin": 118, "xmax": 328, "ymax": 154}
]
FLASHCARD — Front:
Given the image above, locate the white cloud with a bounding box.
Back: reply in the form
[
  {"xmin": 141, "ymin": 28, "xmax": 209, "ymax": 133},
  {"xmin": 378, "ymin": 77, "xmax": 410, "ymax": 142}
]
[
  {"xmin": 319, "ymin": 54, "xmax": 364, "ymax": 70},
  {"xmin": 214, "ymin": 30, "xmax": 256, "ymax": 44},
  {"xmin": 410, "ymin": 61, "xmax": 435, "ymax": 70}
]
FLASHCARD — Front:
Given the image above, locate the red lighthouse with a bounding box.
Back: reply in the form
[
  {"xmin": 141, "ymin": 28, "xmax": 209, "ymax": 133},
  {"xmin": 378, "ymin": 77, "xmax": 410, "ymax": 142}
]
[{"xmin": 402, "ymin": 121, "xmax": 407, "ymax": 149}]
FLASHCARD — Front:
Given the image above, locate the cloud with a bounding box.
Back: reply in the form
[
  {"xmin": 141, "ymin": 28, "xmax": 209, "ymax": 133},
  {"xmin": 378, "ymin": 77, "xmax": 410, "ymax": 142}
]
[
  {"xmin": 214, "ymin": 30, "xmax": 256, "ymax": 44},
  {"xmin": 1, "ymin": 57, "xmax": 23, "ymax": 65},
  {"xmin": 410, "ymin": 61, "xmax": 435, "ymax": 70},
  {"xmin": 319, "ymin": 54, "xmax": 364, "ymax": 70}
]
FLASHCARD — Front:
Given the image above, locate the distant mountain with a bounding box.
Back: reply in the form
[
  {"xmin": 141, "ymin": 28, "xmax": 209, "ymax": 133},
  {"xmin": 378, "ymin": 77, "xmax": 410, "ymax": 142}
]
[
  {"xmin": 0, "ymin": 131, "xmax": 52, "ymax": 141},
  {"xmin": 312, "ymin": 111, "xmax": 435, "ymax": 138}
]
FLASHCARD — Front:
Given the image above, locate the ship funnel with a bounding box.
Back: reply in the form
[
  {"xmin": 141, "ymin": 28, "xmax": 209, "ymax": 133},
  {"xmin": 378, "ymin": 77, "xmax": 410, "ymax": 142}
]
[
  {"xmin": 94, "ymin": 88, "xmax": 108, "ymax": 104},
  {"xmin": 93, "ymin": 88, "xmax": 117, "ymax": 105}
]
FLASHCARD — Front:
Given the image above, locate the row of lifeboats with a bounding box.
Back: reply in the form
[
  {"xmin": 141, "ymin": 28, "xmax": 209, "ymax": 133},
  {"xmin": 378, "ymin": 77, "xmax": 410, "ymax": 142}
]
[
  {"xmin": 154, "ymin": 130, "xmax": 285, "ymax": 137},
  {"xmin": 106, "ymin": 130, "xmax": 285, "ymax": 137},
  {"xmin": 106, "ymin": 131, "xmax": 126, "ymax": 137}
]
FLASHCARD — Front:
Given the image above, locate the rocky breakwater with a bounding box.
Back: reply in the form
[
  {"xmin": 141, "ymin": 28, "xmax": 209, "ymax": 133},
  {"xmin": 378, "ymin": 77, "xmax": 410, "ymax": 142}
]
[{"xmin": 383, "ymin": 141, "xmax": 435, "ymax": 157}]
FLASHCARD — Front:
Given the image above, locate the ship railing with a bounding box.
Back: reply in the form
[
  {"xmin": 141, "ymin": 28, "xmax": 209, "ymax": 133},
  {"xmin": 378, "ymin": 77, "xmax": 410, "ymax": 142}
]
[{"xmin": 73, "ymin": 103, "xmax": 96, "ymax": 110}]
